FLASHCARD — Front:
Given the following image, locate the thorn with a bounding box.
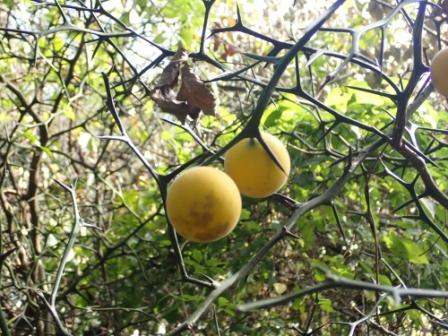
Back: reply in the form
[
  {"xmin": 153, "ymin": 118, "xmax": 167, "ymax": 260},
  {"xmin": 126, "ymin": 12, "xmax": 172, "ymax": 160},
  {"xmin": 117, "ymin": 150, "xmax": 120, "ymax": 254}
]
[
  {"xmin": 282, "ymin": 226, "xmax": 300, "ymax": 239},
  {"xmin": 198, "ymin": 273, "xmax": 219, "ymax": 288},
  {"xmin": 256, "ymin": 132, "xmax": 287, "ymax": 174},
  {"xmin": 315, "ymin": 122, "xmax": 337, "ymax": 145},
  {"xmin": 0, "ymin": 247, "xmax": 17, "ymax": 262},
  {"xmin": 53, "ymin": 179, "xmax": 71, "ymax": 192},
  {"xmin": 96, "ymin": 135, "xmax": 127, "ymax": 142},
  {"xmin": 236, "ymin": 4, "xmax": 242, "ymax": 24},
  {"xmin": 271, "ymin": 193, "xmax": 300, "ymax": 209},
  {"xmin": 81, "ymin": 222, "xmax": 103, "ymax": 231}
]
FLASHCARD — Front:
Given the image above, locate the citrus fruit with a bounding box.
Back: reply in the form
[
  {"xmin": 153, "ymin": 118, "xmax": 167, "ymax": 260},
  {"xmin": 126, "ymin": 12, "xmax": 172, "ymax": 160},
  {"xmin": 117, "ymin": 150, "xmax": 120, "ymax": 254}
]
[
  {"xmin": 166, "ymin": 166, "xmax": 242, "ymax": 242},
  {"xmin": 224, "ymin": 131, "xmax": 290, "ymax": 198}
]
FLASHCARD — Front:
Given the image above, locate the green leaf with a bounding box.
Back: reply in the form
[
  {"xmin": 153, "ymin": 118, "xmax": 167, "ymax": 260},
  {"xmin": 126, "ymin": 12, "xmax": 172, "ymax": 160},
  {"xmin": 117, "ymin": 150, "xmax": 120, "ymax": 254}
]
[
  {"xmin": 63, "ymin": 104, "xmax": 76, "ymax": 121},
  {"xmin": 240, "ymin": 209, "xmax": 251, "ymax": 220},
  {"xmin": 421, "ymin": 198, "xmax": 436, "ymax": 219},
  {"xmin": 319, "ymin": 298, "xmax": 334, "ymax": 312},
  {"xmin": 39, "ymin": 146, "xmax": 53, "ymax": 156},
  {"xmin": 383, "ymin": 232, "xmax": 428, "ymax": 264},
  {"xmin": 52, "ymin": 35, "xmax": 65, "ymax": 51},
  {"xmin": 298, "ymin": 219, "xmax": 315, "ymax": 249},
  {"xmin": 378, "ymin": 274, "xmax": 392, "ymax": 286},
  {"xmin": 190, "ymin": 249, "xmax": 202, "ymax": 262},
  {"xmin": 23, "ymin": 129, "xmax": 38, "ymax": 145}
]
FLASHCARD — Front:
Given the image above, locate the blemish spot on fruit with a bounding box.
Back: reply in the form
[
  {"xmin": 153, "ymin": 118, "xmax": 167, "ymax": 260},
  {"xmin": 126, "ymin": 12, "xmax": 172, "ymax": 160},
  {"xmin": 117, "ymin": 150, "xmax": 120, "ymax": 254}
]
[{"xmin": 189, "ymin": 208, "xmax": 213, "ymax": 226}]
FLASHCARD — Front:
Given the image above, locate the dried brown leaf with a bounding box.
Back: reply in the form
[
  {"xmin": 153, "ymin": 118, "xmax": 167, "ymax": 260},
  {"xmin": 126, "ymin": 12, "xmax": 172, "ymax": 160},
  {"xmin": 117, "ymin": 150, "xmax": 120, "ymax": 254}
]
[
  {"xmin": 150, "ymin": 48, "xmax": 215, "ymax": 122},
  {"xmin": 150, "ymin": 88, "xmax": 200, "ymax": 123},
  {"xmin": 177, "ymin": 64, "xmax": 215, "ymax": 116},
  {"xmin": 155, "ymin": 48, "xmax": 187, "ymax": 89}
]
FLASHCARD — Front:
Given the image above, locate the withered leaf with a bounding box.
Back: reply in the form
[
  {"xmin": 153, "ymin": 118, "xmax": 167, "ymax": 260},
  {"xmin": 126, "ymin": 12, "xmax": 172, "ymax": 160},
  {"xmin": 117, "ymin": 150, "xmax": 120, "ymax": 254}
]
[
  {"xmin": 150, "ymin": 88, "xmax": 199, "ymax": 123},
  {"xmin": 155, "ymin": 48, "xmax": 187, "ymax": 89},
  {"xmin": 150, "ymin": 48, "xmax": 215, "ymax": 122},
  {"xmin": 177, "ymin": 64, "xmax": 215, "ymax": 116}
]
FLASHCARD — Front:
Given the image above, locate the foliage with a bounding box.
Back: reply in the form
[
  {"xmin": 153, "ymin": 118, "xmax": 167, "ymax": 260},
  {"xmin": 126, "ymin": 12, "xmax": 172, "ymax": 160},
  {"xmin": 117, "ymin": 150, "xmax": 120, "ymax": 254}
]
[{"xmin": 0, "ymin": 0, "xmax": 448, "ymax": 335}]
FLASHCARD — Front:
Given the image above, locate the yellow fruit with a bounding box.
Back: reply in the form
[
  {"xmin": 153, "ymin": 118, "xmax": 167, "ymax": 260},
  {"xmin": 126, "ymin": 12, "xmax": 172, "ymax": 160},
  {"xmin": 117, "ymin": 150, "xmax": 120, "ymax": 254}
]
[
  {"xmin": 166, "ymin": 166, "xmax": 242, "ymax": 243},
  {"xmin": 224, "ymin": 131, "xmax": 291, "ymax": 198},
  {"xmin": 431, "ymin": 48, "xmax": 448, "ymax": 96}
]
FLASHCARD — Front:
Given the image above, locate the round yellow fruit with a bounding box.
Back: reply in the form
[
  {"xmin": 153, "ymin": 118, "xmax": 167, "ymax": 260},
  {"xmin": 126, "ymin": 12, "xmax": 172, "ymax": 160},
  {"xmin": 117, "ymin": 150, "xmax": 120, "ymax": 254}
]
[
  {"xmin": 166, "ymin": 166, "xmax": 242, "ymax": 243},
  {"xmin": 224, "ymin": 131, "xmax": 291, "ymax": 198},
  {"xmin": 431, "ymin": 48, "xmax": 448, "ymax": 96}
]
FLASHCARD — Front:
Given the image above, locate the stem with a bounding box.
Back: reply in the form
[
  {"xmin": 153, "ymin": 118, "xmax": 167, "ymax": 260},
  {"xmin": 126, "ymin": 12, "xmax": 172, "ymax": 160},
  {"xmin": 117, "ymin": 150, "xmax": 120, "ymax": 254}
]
[{"xmin": 239, "ymin": 275, "xmax": 448, "ymax": 312}]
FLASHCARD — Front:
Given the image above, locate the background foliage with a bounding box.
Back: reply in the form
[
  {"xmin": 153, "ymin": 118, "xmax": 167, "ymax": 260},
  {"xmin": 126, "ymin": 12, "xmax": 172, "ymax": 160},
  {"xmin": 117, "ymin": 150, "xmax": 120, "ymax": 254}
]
[{"xmin": 0, "ymin": 0, "xmax": 448, "ymax": 335}]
